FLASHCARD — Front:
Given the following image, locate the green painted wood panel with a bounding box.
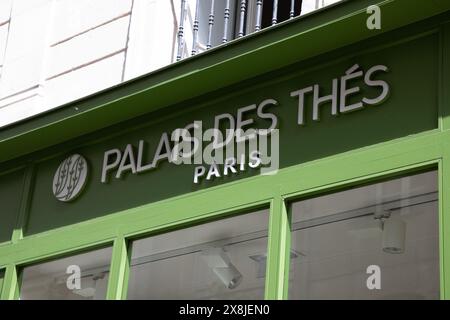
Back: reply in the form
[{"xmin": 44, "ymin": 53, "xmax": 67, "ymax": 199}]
[
  {"xmin": 23, "ymin": 32, "xmax": 438, "ymax": 236},
  {"xmin": 0, "ymin": 169, "xmax": 25, "ymax": 244}
]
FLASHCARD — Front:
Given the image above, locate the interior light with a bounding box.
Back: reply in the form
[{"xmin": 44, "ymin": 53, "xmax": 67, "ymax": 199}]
[
  {"xmin": 72, "ymin": 272, "xmax": 105, "ymax": 298},
  {"xmin": 249, "ymin": 250, "xmax": 303, "ymax": 278},
  {"xmin": 382, "ymin": 217, "xmax": 406, "ymax": 254},
  {"xmin": 374, "ymin": 210, "xmax": 407, "ymax": 254},
  {"xmin": 73, "ymin": 286, "xmax": 96, "ymax": 298},
  {"xmin": 201, "ymin": 248, "xmax": 243, "ymax": 289}
]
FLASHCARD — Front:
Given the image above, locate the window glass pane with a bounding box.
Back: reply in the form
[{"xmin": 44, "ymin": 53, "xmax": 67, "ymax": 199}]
[
  {"xmin": 0, "ymin": 269, "xmax": 4, "ymax": 295},
  {"xmin": 289, "ymin": 170, "xmax": 439, "ymax": 299},
  {"xmin": 127, "ymin": 209, "xmax": 269, "ymax": 299},
  {"xmin": 20, "ymin": 246, "xmax": 113, "ymax": 300}
]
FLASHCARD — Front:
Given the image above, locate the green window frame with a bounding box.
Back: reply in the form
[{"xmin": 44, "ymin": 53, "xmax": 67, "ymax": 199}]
[{"xmin": 1, "ymin": 158, "xmax": 446, "ymax": 300}]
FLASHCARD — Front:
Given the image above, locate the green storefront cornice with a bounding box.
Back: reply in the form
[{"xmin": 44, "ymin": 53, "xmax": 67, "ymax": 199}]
[{"xmin": 0, "ymin": 0, "xmax": 449, "ymax": 164}]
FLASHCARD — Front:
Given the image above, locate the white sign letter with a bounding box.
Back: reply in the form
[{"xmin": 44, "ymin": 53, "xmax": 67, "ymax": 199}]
[
  {"xmin": 66, "ymin": 265, "xmax": 81, "ymax": 290},
  {"xmin": 366, "ymin": 265, "xmax": 381, "ymax": 290},
  {"xmin": 367, "ymin": 5, "xmax": 381, "ymax": 30},
  {"xmin": 101, "ymin": 149, "xmax": 122, "ymax": 183}
]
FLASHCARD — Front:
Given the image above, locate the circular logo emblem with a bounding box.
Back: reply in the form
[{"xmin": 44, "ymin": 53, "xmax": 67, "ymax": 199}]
[{"xmin": 53, "ymin": 154, "xmax": 88, "ymax": 202}]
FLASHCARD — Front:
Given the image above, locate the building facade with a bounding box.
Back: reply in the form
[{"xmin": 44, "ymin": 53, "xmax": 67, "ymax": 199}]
[
  {"xmin": 0, "ymin": 0, "xmax": 340, "ymax": 127},
  {"xmin": 1, "ymin": 0, "xmax": 450, "ymax": 299}
]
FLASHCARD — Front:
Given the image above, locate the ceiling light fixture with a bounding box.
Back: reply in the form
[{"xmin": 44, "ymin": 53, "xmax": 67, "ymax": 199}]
[
  {"xmin": 249, "ymin": 250, "xmax": 304, "ymax": 278},
  {"xmin": 72, "ymin": 272, "xmax": 106, "ymax": 299},
  {"xmin": 375, "ymin": 210, "xmax": 406, "ymax": 254},
  {"xmin": 201, "ymin": 248, "xmax": 243, "ymax": 289}
]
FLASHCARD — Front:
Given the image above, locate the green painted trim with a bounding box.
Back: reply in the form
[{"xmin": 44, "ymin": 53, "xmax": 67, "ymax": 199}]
[
  {"xmin": 11, "ymin": 165, "xmax": 34, "ymax": 243},
  {"xmin": 106, "ymin": 236, "xmax": 130, "ymax": 300},
  {"xmin": 441, "ymin": 22, "xmax": 450, "ymax": 131},
  {"xmin": 282, "ymin": 160, "xmax": 440, "ymax": 204},
  {"xmin": 438, "ymin": 159, "xmax": 446, "ymax": 299},
  {"xmin": 122, "ymin": 201, "xmax": 271, "ymax": 242},
  {"xmin": 0, "ymin": 0, "xmax": 449, "ymax": 164},
  {"xmin": 0, "ymin": 269, "xmax": 4, "ymax": 300},
  {"xmin": 0, "ymin": 265, "xmax": 19, "ymax": 300},
  {"xmin": 282, "ymin": 206, "xmax": 292, "ymax": 300},
  {"xmin": 440, "ymin": 148, "xmax": 450, "ymax": 299},
  {"xmin": 265, "ymin": 196, "xmax": 290, "ymax": 299}
]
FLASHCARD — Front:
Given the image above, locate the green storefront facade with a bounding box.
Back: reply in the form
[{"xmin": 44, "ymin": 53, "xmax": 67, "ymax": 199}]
[{"xmin": 1, "ymin": 0, "xmax": 450, "ymax": 299}]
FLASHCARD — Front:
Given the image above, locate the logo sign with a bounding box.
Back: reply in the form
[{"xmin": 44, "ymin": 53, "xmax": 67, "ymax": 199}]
[
  {"xmin": 53, "ymin": 154, "xmax": 88, "ymax": 202},
  {"xmin": 51, "ymin": 63, "xmax": 391, "ymax": 201}
]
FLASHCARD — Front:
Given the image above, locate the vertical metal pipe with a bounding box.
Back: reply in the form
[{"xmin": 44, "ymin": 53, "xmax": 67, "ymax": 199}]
[
  {"xmin": 238, "ymin": 0, "xmax": 246, "ymax": 38},
  {"xmin": 255, "ymin": 0, "xmax": 263, "ymax": 31},
  {"xmin": 222, "ymin": 0, "xmax": 231, "ymax": 43},
  {"xmin": 290, "ymin": 0, "xmax": 295, "ymax": 18},
  {"xmin": 207, "ymin": 0, "xmax": 215, "ymax": 49},
  {"xmin": 176, "ymin": 0, "xmax": 187, "ymax": 61},
  {"xmin": 272, "ymin": 0, "xmax": 278, "ymax": 25},
  {"xmin": 191, "ymin": 0, "xmax": 200, "ymax": 55}
]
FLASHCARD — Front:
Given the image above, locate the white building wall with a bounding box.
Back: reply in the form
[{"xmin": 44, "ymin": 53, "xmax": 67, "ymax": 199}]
[{"xmin": 0, "ymin": 0, "xmax": 340, "ymax": 128}]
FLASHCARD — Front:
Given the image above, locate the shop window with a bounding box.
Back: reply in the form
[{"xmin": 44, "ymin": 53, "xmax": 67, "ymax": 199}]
[
  {"xmin": 20, "ymin": 246, "xmax": 113, "ymax": 300},
  {"xmin": 127, "ymin": 209, "xmax": 269, "ymax": 299},
  {"xmin": 288, "ymin": 170, "xmax": 439, "ymax": 299}
]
